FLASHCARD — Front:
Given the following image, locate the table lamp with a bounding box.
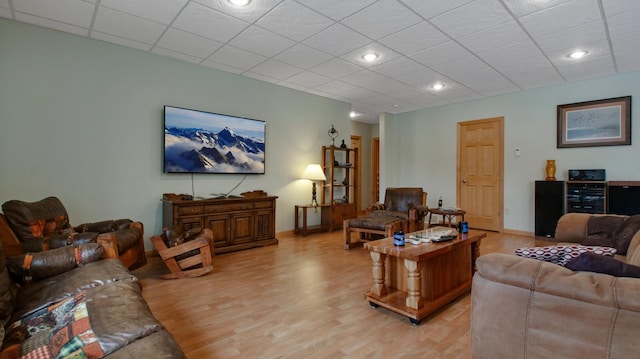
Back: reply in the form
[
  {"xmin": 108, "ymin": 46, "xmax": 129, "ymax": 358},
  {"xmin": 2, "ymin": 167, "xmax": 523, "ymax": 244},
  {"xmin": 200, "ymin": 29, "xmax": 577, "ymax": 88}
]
[{"xmin": 301, "ymin": 164, "xmax": 326, "ymax": 208}]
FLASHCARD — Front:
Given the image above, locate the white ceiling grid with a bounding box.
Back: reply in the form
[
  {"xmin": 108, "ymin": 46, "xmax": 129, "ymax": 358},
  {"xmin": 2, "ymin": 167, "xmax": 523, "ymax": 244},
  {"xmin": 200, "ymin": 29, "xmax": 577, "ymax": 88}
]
[{"xmin": 2, "ymin": 0, "xmax": 639, "ymax": 123}]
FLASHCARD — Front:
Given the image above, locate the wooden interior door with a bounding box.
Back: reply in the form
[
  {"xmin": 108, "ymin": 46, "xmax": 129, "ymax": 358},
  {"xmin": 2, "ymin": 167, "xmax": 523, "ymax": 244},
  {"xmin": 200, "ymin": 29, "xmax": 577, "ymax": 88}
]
[
  {"xmin": 457, "ymin": 117, "xmax": 504, "ymax": 231},
  {"xmin": 372, "ymin": 137, "xmax": 380, "ymax": 203}
]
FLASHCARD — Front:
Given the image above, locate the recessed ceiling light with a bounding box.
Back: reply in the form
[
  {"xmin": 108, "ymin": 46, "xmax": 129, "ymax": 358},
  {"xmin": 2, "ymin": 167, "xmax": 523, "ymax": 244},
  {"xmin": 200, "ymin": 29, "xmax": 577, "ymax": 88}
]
[
  {"xmin": 431, "ymin": 83, "xmax": 445, "ymax": 91},
  {"xmin": 349, "ymin": 111, "xmax": 358, "ymax": 118},
  {"xmin": 568, "ymin": 50, "xmax": 588, "ymax": 59},
  {"xmin": 362, "ymin": 52, "xmax": 379, "ymax": 62},
  {"xmin": 228, "ymin": 0, "xmax": 251, "ymax": 6}
]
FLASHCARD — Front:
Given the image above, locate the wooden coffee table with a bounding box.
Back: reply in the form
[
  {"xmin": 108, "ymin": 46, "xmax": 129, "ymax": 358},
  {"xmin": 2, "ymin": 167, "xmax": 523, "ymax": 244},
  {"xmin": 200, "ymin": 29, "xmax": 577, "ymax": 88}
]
[{"xmin": 363, "ymin": 228, "xmax": 486, "ymax": 324}]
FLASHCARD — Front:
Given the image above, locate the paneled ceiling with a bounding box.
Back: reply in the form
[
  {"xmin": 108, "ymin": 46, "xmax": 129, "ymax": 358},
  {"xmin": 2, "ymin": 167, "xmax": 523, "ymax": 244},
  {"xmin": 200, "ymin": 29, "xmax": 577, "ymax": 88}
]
[{"xmin": 2, "ymin": 0, "xmax": 639, "ymax": 123}]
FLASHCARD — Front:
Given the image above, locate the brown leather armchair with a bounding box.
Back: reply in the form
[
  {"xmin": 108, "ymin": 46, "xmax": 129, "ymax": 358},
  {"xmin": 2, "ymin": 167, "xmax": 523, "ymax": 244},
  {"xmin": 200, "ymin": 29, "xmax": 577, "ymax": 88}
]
[
  {"xmin": 1, "ymin": 196, "xmax": 146, "ymax": 270},
  {"xmin": 366, "ymin": 187, "xmax": 428, "ymax": 233},
  {"xmin": 344, "ymin": 187, "xmax": 427, "ymax": 249}
]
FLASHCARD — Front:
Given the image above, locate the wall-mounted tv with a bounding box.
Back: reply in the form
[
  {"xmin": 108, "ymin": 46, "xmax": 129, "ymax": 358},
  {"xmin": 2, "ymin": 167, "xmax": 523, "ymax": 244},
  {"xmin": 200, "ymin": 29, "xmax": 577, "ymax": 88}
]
[{"xmin": 164, "ymin": 106, "xmax": 265, "ymax": 174}]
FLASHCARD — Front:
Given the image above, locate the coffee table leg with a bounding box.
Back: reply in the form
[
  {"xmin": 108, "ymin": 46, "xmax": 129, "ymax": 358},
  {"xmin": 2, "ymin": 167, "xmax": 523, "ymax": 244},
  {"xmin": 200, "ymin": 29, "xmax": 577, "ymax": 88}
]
[
  {"xmin": 370, "ymin": 252, "xmax": 387, "ymax": 297},
  {"xmin": 404, "ymin": 259, "xmax": 423, "ymax": 310}
]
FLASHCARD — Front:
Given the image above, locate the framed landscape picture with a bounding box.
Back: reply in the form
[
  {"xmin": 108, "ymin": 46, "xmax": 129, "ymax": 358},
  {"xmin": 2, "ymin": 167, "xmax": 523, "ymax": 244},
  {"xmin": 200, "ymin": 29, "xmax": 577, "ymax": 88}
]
[{"xmin": 557, "ymin": 96, "xmax": 631, "ymax": 148}]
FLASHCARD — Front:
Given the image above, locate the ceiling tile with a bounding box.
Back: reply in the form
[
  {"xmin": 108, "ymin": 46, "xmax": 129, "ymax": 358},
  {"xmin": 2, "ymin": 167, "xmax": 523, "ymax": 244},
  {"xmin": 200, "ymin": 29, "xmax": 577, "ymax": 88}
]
[
  {"xmin": 430, "ymin": 0, "xmax": 512, "ymax": 39},
  {"xmin": 409, "ymin": 41, "xmax": 474, "ymax": 67},
  {"xmin": 284, "ymin": 71, "xmax": 333, "ymax": 88},
  {"xmin": 310, "ymin": 58, "xmax": 363, "ymax": 79},
  {"xmin": 457, "ymin": 20, "xmax": 529, "ymax": 54},
  {"xmin": 477, "ymin": 40, "xmax": 552, "ymax": 76},
  {"xmin": 602, "ymin": 0, "xmax": 640, "ymax": 17},
  {"xmin": 100, "ymin": 0, "xmax": 187, "ymax": 24},
  {"xmin": 339, "ymin": 42, "xmax": 401, "ymax": 67},
  {"xmin": 379, "ymin": 21, "xmax": 449, "ymax": 55},
  {"xmin": 607, "ymin": 9, "xmax": 640, "ymax": 37},
  {"xmin": 0, "ymin": 0, "xmax": 8, "ymax": 8},
  {"xmin": 507, "ymin": 67, "xmax": 564, "ymax": 89},
  {"xmin": 250, "ymin": 59, "xmax": 303, "ymax": 80},
  {"xmin": 554, "ymin": 55, "xmax": 615, "ymax": 82},
  {"xmin": 206, "ymin": 45, "xmax": 267, "ymax": 70},
  {"xmin": 15, "ymin": 13, "xmax": 88, "ymax": 36},
  {"xmin": 452, "ymin": 67, "xmax": 520, "ymax": 96},
  {"xmin": 13, "ymin": 0, "xmax": 95, "ymax": 28},
  {"xmin": 0, "ymin": 8, "xmax": 11, "ymax": 18},
  {"xmin": 273, "ymin": 43, "xmax": 333, "ymax": 69},
  {"xmin": 152, "ymin": 46, "xmax": 203, "ymax": 64},
  {"xmin": 94, "ymin": 6, "xmax": 166, "ymax": 44},
  {"xmin": 341, "ymin": 0, "xmax": 422, "ymax": 40},
  {"xmin": 201, "ymin": 60, "xmax": 245, "ymax": 74},
  {"xmin": 255, "ymin": 1, "xmax": 334, "ymax": 41},
  {"xmin": 394, "ymin": 67, "xmax": 446, "ymax": 87},
  {"xmin": 431, "ymin": 55, "xmax": 489, "ymax": 82},
  {"xmin": 519, "ymin": 0, "xmax": 602, "ymax": 38},
  {"xmin": 502, "ymin": 0, "xmax": 573, "ymax": 17},
  {"xmin": 609, "ymin": 33, "xmax": 640, "ymax": 72},
  {"xmin": 229, "ymin": 25, "xmax": 296, "ymax": 57},
  {"xmin": 193, "ymin": 0, "xmax": 281, "ymax": 22},
  {"xmin": 243, "ymin": 71, "xmax": 280, "ymax": 84},
  {"xmin": 296, "ymin": 0, "xmax": 377, "ymax": 21},
  {"xmin": 535, "ymin": 21, "xmax": 606, "ymax": 54},
  {"xmin": 303, "ymin": 23, "xmax": 370, "ymax": 56},
  {"xmin": 156, "ymin": 28, "xmax": 222, "ymax": 58},
  {"xmin": 341, "ymin": 70, "xmax": 390, "ymax": 88},
  {"xmin": 371, "ymin": 57, "xmax": 426, "ymax": 78},
  {"xmin": 172, "ymin": 2, "xmax": 248, "ymax": 42},
  {"xmin": 314, "ymin": 80, "xmax": 363, "ymax": 95},
  {"xmin": 399, "ymin": 0, "xmax": 475, "ymax": 20},
  {"xmin": 431, "ymin": 83, "xmax": 482, "ymax": 103},
  {"xmin": 91, "ymin": 31, "xmax": 152, "ymax": 51}
]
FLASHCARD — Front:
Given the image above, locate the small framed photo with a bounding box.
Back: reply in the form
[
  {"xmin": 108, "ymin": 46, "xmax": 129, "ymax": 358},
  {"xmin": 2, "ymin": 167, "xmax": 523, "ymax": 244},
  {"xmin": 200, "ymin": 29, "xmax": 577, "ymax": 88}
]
[{"xmin": 557, "ymin": 96, "xmax": 631, "ymax": 148}]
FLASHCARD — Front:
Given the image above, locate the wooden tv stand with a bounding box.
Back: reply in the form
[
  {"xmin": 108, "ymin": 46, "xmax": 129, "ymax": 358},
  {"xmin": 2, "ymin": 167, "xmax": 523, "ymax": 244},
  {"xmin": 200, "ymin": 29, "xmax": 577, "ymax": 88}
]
[{"xmin": 162, "ymin": 196, "xmax": 278, "ymax": 254}]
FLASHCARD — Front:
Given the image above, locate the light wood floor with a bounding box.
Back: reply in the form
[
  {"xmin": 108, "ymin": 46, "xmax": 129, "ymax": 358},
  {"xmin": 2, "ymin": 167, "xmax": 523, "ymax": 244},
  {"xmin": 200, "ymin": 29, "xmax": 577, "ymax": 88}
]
[{"xmin": 133, "ymin": 230, "xmax": 551, "ymax": 359}]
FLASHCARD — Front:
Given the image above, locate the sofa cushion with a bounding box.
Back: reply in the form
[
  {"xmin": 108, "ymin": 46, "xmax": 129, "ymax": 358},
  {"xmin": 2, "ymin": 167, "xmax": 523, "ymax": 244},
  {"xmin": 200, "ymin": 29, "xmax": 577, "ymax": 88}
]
[
  {"xmin": 565, "ymin": 252, "xmax": 640, "ymax": 278},
  {"xmin": 515, "ymin": 244, "xmax": 617, "ymax": 266},
  {"xmin": 583, "ymin": 215, "xmax": 625, "ymax": 248},
  {"xmin": 614, "ymin": 215, "xmax": 640, "ymax": 255},
  {"xmin": 1, "ymin": 197, "xmax": 71, "ymax": 252},
  {"xmin": 11, "ymin": 259, "xmax": 136, "ymax": 322}
]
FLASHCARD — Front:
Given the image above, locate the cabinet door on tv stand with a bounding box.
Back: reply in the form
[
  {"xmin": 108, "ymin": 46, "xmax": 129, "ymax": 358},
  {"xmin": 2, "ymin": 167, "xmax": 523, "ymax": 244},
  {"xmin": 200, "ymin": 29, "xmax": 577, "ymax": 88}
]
[
  {"xmin": 205, "ymin": 215, "xmax": 232, "ymax": 249},
  {"xmin": 231, "ymin": 212, "xmax": 254, "ymax": 245}
]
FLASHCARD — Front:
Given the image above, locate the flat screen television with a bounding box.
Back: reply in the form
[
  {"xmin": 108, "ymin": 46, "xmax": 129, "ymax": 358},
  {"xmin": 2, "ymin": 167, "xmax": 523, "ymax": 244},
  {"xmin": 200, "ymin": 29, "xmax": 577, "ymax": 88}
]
[{"xmin": 164, "ymin": 106, "xmax": 266, "ymax": 174}]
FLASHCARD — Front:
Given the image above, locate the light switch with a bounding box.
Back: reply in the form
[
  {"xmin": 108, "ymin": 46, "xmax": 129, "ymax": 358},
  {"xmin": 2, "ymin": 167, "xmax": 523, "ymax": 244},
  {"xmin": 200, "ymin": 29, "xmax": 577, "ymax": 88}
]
[{"xmin": 515, "ymin": 148, "xmax": 521, "ymax": 157}]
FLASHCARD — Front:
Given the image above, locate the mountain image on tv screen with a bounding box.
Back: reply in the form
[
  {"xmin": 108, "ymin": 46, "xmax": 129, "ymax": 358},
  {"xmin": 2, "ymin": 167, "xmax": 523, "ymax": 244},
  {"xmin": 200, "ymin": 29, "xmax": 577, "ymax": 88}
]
[{"xmin": 164, "ymin": 106, "xmax": 265, "ymax": 174}]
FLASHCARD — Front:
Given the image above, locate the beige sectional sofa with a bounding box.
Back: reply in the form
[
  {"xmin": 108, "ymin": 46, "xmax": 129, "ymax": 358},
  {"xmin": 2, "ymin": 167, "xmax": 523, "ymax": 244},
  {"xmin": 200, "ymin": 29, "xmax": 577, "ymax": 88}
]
[{"xmin": 471, "ymin": 213, "xmax": 640, "ymax": 359}]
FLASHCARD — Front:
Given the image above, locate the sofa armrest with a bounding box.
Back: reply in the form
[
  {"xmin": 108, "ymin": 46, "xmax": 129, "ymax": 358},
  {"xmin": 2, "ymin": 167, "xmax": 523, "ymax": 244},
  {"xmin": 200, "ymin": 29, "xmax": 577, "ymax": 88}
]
[
  {"xmin": 6, "ymin": 243, "xmax": 104, "ymax": 284},
  {"xmin": 553, "ymin": 213, "xmax": 591, "ymax": 243},
  {"xmin": 74, "ymin": 219, "xmax": 133, "ymax": 233}
]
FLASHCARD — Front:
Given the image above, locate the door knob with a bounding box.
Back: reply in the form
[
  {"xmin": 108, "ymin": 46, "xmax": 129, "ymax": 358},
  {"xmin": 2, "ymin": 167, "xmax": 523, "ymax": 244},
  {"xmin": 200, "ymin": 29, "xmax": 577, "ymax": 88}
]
[{"xmin": 462, "ymin": 179, "xmax": 467, "ymax": 183}]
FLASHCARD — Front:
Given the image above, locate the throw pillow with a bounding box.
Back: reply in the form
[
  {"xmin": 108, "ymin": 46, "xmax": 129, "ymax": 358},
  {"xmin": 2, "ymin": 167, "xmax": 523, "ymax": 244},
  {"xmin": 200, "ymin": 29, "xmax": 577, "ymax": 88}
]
[
  {"xmin": 614, "ymin": 215, "xmax": 640, "ymax": 255},
  {"xmin": 583, "ymin": 216, "xmax": 625, "ymax": 248},
  {"xmin": 515, "ymin": 245, "xmax": 617, "ymax": 266},
  {"xmin": 566, "ymin": 252, "xmax": 640, "ymax": 278}
]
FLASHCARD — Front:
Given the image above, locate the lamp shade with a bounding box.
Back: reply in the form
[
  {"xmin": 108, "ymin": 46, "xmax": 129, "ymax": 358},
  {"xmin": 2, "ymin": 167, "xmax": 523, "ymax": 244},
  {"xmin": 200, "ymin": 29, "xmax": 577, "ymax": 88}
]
[{"xmin": 301, "ymin": 164, "xmax": 326, "ymax": 181}]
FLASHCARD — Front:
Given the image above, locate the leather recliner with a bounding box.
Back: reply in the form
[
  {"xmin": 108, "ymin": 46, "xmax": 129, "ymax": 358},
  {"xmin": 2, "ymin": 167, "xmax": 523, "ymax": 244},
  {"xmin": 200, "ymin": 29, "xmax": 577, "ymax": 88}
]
[{"xmin": 1, "ymin": 196, "xmax": 146, "ymax": 270}]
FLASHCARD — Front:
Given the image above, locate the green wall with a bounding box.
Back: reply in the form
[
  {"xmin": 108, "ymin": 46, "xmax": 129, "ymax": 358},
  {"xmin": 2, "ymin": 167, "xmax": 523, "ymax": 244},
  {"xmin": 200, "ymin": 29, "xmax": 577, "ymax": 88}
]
[
  {"xmin": 386, "ymin": 71, "xmax": 640, "ymax": 232},
  {"xmin": 0, "ymin": 18, "xmax": 352, "ymax": 246}
]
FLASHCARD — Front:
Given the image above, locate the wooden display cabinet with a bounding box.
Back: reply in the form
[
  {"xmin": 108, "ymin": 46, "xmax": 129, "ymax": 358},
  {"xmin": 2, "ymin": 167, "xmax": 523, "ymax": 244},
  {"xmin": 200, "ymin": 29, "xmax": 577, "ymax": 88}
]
[
  {"xmin": 163, "ymin": 196, "xmax": 278, "ymax": 254},
  {"xmin": 321, "ymin": 145, "xmax": 358, "ymax": 230}
]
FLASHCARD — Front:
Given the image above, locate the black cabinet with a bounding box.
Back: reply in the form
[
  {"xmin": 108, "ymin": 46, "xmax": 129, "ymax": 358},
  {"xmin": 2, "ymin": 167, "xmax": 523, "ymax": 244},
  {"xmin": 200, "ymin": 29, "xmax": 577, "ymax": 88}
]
[
  {"xmin": 609, "ymin": 181, "xmax": 640, "ymax": 215},
  {"xmin": 535, "ymin": 181, "xmax": 565, "ymax": 237}
]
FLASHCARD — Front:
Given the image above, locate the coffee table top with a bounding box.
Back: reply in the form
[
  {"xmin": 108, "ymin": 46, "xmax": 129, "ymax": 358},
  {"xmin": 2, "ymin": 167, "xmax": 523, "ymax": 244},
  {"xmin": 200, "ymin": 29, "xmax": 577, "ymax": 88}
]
[{"xmin": 363, "ymin": 227, "xmax": 485, "ymax": 261}]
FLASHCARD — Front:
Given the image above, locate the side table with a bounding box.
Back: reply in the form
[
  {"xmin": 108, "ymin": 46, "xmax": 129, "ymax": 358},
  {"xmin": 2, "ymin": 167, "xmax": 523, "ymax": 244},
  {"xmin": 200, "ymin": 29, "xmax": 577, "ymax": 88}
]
[
  {"xmin": 294, "ymin": 204, "xmax": 330, "ymax": 236},
  {"xmin": 427, "ymin": 208, "xmax": 466, "ymax": 227}
]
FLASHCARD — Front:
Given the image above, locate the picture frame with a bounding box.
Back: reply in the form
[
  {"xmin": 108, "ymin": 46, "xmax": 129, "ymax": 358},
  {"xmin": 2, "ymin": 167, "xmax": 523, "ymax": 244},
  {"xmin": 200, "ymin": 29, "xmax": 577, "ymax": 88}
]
[{"xmin": 557, "ymin": 96, "xmax": 631, "ymax": 148}]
